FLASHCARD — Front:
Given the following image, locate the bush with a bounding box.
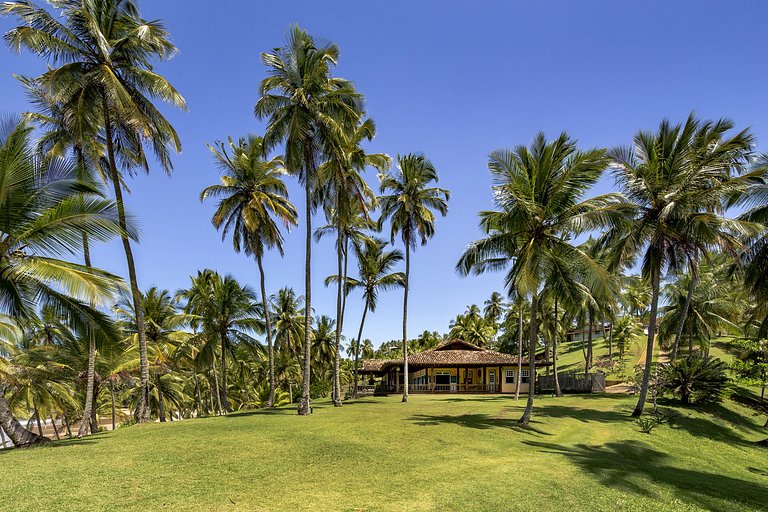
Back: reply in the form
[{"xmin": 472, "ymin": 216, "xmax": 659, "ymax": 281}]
[{"xmin": 658, "ymin": 353, "xmax": 728, "ymax": 405}]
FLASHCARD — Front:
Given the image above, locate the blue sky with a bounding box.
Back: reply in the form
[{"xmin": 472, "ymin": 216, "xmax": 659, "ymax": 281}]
[{"xmin": 1, "ymin": 0, "xmax": 767, "ymax": 347}]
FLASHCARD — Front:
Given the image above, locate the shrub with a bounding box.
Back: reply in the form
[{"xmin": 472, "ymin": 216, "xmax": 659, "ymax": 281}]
[
  {"xmin": 658, "ymin": 353, "xmax": 728, "ymax": 405},
  {"xmin": 637, "ymin": 417, "xmax": 656, "ymax": 434}
]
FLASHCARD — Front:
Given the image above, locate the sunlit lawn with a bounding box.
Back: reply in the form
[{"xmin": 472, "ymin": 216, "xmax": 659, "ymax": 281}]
[{"xmin": 1, "ymin": 393, "xmax": 766, "ymax": 511}]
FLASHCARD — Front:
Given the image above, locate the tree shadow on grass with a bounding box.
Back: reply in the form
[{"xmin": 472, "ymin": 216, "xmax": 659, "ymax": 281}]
[
  {"xmin": 0, "ymin": 435, "xmax": 101, "ymax": 455},
  {"xmin": 523, "ymin": 439, "xmax": 766, "ymax": 511},
  {"xmin": 408, "ymin": 413, "xmax": 551, "ymax": 436}
]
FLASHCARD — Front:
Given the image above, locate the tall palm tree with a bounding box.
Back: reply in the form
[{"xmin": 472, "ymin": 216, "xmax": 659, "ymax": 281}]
[
  {"xmin": 483, "ymin": 292, "xmax": 506, "ymax": 327},
  {"xmin": 457, "ymin": 132, "xmax": 619, "ymax": 424},
  {"xmin": 316, "ymin": 117, "xmax": 389, "ymax": 406},
  {"xmin": 177, "ymin": 272, "xmax": 262, "ymax": 413},
  {"xmin": 601, "ymin": 115, "xmax": 757, "ymax": 417},
  {"xmin": 379, "ymin": 154, "xmax": 450, "ymax": 403},
  {"xmin": 114, "ymin": 287, "xmax": 191, "ymax": 421},
  {"xmin": 327, "ymin": 238, "xmax": 404, "ymax": 398},
  {"xmin": 0, "ymin": 118, "xmax": 123, "ymax": 446},
  {"xmin": 3, "ymin": 0, "xmax": 187, "ymax": 421},
  {"xmin": 271, "ymin": 288, "xmax": 306, "ymax": 365},
  {"xmin": 311, "ymin": 315, "xmax": 336, "ymax": 387},
  {"xmin": 255, "ymin": 25, "xmax": 363, "ymax": 415},
  {"xmin": 664, "ymin": 119, "xmax": 753, "ymax": 360},
  {"xmin": 201, "ymin": 135, "xmax": 297, "ymax": 408}
]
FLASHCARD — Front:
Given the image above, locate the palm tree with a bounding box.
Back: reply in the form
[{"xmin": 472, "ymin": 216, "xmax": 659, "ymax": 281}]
[
  {"xmin": 115, "ymin": 287, "xmax": 191, "ymax": 421},
  {"xmin": 3, "ymin": 0, "xmax": 187, "ymax": 421},
  {"xmin": 483, "ymin": 292, "xmax": 506, "ymax": 329},
  {"xmin": 659, "ymin": 267, "xmax": 740, "ymax": 356},
  {"xmin": 328, "ymin": 238, "xmax": 404, "ymax": 397},
  {"xmin": 665, "ymin": 119, "xmax": 753, "ymax": 360},
  {"xmin": 448, "ymin": 314, "xmax": 495, "ymax": 347},
  {"xmin": 612, "ymin": 316, "xmax": 642, "ymax": 360},
  {"xmin": 17, "ymin": 76, "xmax": 115, "ymax": 437},
  {"xmin": 0, "ymin": 118, "xmax": 123, "ymax": 446},
  {"xmin": 316, "ymin": 117, "xmax": 389, "ymax": 406},
  {"xmin": 270, "ymin": 288, "xmax": 306, "ymax": 365},
  {"xmin": 201, "ymin": 135, "xmax": 297, "ymax": 408},
  {"xmin": 457, "ymin": 132, "xmax": 619, "ymax": 424},
  {"xmin": 177, "ymin": 272, "xmax": 262, "ymax": 413},
  {"xmin": 601, "ymin": 115, "xmax": 756, "ymax": 417},
  {"xmin": 379, "ymin": 154, "xmax": 450, "ymax": 403},
  {"xmin": 311, "ymin": 315, "xmax": 336, "ymax": 394},
  {"xmin": 256, "ymin": 25, "xmax": 363, "ymax": 415},
  {"xmin": 621, "ymin": 275, "xmax": 651, "ymax": 321},
  {"xmin": 733, "ymin": 157, "xmax": 768, "ymax": 341}
]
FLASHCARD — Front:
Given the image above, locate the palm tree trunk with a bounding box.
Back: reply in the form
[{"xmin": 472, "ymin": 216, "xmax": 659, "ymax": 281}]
[
  {"xmin": 632, "ymin": 266, "xmax": 661, "ymax": 417},
  {"xmin": 586, "ymin": 309, "xmax": 593, "ymax": 374},
  {"xmin": 110, "ymin": 380, "xmax": 116, "ymax": 430},
  {"xmin": 401, "ymin": 240, "xmax": 410, "ymax": 403},
  {"xmin": 219, "ymin": 329, "xmax": 230, "ymax": 413},
  {"xmin": 193, "ymin": 373, "xmax": 202, "ymax": 417},
  {"xmin": 670, "ymin": 267, "xmax": 697, "ymax": 360},
  {"xmin": 0, "ymin": 390, "xmax": 49, "ymax": 447},
  {"xmin": 332, "ymin": 219, "xmax": 343, "ymax": 407},
  {"xmin": 33, "ymin": 405, "xmax": 43, "ymax": 436},
  {"xmin": 77, "ymin": 333, "xmax": 97, "ymax": 437},
  {"xmin": 298, "ymin": 149, "xmax": 314, "ymax": 416},
  {"xmin": 608, "ymin": 316, "xmax": 613, "ymax": 360},
  {"xmin": 515, "ymin": 302, "xmax": 523, "ymax": 400},
  {"xmin": 553, "ymin": 295, "xmax": 562, "ymax": 397},
  {"xmin": 50, "ymin": 414, "xmax": 60, "ymax": 440},
  {"xmin": 90, "ymin": 384, "xmax": 98, "ymax": 433},
  {"xmin": 101, "ymin": 96, "xmax": 150, "ymax": 423},
  {"xmin": 519, "ymin": 292, "xmax": 538, "ymax": 425},
  {"xmin": 352, "ymin": 302, "xmax": 370, "ymax": 399},
  {"xmin": 211, "ymin": 362, "xmax": 223, "ymax": 416},
  {"xmin": 257, "ymin": 254, "xmax": 276, "ymax": 408},
  {"xmin": 157, "ymin": 376, "xmax": 166, "ymax": 422}
]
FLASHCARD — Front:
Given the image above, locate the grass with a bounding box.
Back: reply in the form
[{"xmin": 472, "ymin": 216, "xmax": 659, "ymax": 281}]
[{"xmin": 2, "ymin": 394, "xmax": 767, "ymax": 511}]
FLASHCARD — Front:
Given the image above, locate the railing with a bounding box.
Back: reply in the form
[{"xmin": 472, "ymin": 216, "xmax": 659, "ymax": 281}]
[
  {"xmin": 375, "ymin": 383, "xmax": 499, "ymax": 394},
  {"xmin": 353, "ymin": 385, "xmax": 377, "ymax": 396}
]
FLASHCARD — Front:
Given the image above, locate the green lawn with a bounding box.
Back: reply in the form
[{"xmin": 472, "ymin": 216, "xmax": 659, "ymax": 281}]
[{"xmin": 2, "ymin": 394, "xmax": 766, "ymax": 511}]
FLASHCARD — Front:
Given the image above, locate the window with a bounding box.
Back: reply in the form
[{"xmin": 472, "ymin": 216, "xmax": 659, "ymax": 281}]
[
  {"xmin": 505, "ymin": 370, "xmax": 515, "ymax": 384},
  {"xmin": 521, "ymin": 370, "xmax": 530, "ymax": 384}
]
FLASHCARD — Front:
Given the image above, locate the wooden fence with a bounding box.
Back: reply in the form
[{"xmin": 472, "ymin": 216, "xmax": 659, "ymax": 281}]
[{"xmin": 537, "ymin": 372, "xmax": 605, "ymax": 393}]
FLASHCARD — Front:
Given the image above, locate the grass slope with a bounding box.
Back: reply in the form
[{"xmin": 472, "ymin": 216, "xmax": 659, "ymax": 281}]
[{"xmin": 1, "ymin": 395, "xmax": 766, "ymax": 511}]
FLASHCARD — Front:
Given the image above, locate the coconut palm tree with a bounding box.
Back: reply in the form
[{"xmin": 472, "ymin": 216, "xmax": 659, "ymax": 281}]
[
  {"xmin": 3, "ymin": 0, "xmax": 187, "ymax": 421},
  {"xmin": 201, "ymin": 135, "xmax": 297, "ymax": 408},
  {"xmin": 256, "ymin": 25, "xmax": 363, "ymax": 415},
  {"xmin": 328, "ymin": 238, "xmax": 404, "ymax": 397},
  {"xmin": 316, "ymin": 117, "xmax": 389, "ymax": 405},
  {"xmin": 733, "ymin": 158, "xmax": 768, "ymax": 339},
  {"xmin": 483, "ymin": 292, "xmax": 506, "ymax": 328},
  {"xmin": 177, "ymin": 272, "xmax": 262, "ymax": 413},
  {"xmin": 448, "ymin": 314, "xmax": 495, "ymax": 347},
  {"xmin": 379, "ymin": 154, "xmax": 450, "ymax": 402},
  {"xmin": 457, "ymin": 132, "xmax": 620, "ymax": 424},
  {"xmin": 0, "ymin": 119, "xmax": 123, "ymax": 445},
  {"xmin": 664, "ymin": 119, "xmax": 754, "ymax": 360},
  {"xmin": 601, "ymin": 115, "xmax": 757, "ymax": 417}
]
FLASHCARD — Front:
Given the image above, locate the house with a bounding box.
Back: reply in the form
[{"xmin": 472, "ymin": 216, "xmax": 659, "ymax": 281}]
[
  {"xmin": 358, "ymin": 339, "xmax": 551, "ymax": 394},
  {"xmin": 565, "ymin": 325, "xmax": 610, "ymax": 342}
]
